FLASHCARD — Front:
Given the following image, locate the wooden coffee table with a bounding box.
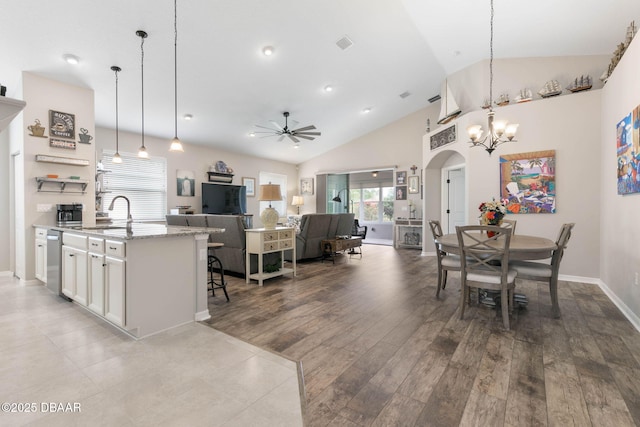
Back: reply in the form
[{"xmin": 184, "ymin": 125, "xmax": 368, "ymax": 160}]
[{"xmin": 321, "ymin": 237, "xmax": 363, "ymax": 264}]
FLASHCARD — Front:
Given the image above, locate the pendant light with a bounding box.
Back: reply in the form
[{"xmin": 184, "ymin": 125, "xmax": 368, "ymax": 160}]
[
  {"xmin": 111, "ymin": 65, "xmax": 123, "ymax": 164},
  {"xmin": 136, "ymin": 30, "xmax": 149, "ymax": 158},
  {"xmin": 169, "ymin": 0, "xmax": 184, "ymax": 152}
]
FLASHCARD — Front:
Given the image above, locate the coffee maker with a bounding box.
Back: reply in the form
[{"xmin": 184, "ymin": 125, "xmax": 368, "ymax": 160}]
[{"xmin": 56, "ymin": 203, "xmax": 83, "ymax": 226}]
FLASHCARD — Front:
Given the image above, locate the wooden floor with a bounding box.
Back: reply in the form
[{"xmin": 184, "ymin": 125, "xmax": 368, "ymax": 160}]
[{"xmin": 203, "ymin": 244, "xmax": 640, "ymax": 427}]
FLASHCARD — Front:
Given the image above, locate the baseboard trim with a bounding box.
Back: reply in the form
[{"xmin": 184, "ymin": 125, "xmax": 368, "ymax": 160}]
[
  {"xmin": 195, "ymin": 310, "xmax": 211, "ymax": 322},
  {"xmin": 595, "ymin": 278, "xmax": 640, "ymax": 334}
]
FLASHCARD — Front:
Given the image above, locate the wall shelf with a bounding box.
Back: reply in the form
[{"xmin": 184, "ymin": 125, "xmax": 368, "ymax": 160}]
[
  {"xmin": 207, "ymin": 171, "xmax": 234, "ymax": 183},
  {"xmin": 36, "ymin": 177, "xmax": 88, "ymax": 193}
]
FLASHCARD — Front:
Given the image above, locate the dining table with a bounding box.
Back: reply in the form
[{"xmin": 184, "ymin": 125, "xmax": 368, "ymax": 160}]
[{"xmin": 435, "ymin": 233, "xmax": 557, "ymax": 261}]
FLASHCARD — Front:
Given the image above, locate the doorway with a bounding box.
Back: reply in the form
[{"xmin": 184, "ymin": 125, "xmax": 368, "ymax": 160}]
[{"xmin": 442, "ymin": 165, "xmax": 466, "ymax": 234}]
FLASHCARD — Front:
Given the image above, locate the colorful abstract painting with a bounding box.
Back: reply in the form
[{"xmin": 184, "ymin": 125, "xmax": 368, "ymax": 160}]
[
  {"xmin": 617, "ymin": 105, "xmax": 640, "ymax": 195},
  {"xmin": 499, "ymin": 150, "xmax": 556, "ymax": 214}
]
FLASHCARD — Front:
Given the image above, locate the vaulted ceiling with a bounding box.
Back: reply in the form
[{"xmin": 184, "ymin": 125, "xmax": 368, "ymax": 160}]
[{"xmin": 1, "ymin": 0, "xmax": 639, "ymax": 164}]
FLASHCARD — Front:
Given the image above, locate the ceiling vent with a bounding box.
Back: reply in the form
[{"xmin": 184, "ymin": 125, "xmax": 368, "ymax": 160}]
[
  {"xmin": 399, "ymin": 91, "xmax": 411, "ymax": 99},
  {"xmin": 428, "ymin": 94, "xmax": 441, "ymax": 103},
  {"xmin": 336, "ymin": 35, "xmax": 354, "ymax": 50}
]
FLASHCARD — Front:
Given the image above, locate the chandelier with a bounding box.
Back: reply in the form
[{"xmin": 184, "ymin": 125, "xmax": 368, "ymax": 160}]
[{"xmin": 467, "ymin": 0, "xmax": 518, "ymax": 155}]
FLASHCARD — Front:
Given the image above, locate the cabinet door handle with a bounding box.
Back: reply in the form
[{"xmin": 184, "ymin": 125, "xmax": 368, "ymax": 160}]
[
  {"xmin": 69, "ymin": 254, "xmax": 74, "ymax": 257},
  {"xmin": 102, "ymin": 264, "xmax": 107, "ymax": 267},
  {"xmin": 109, "ymin": 246, "xmax": 117, "ymax": 250}
]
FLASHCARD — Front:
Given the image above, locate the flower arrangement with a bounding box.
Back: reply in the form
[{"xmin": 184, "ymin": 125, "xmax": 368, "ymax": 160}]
[{"xmin": 478, "ymin": 198, "xmax": 507, "ymax": 225}]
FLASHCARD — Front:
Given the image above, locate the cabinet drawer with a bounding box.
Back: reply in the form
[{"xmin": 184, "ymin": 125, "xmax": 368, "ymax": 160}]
[
  {"xmin": 63, "ymin": 233, "xmax": 87, "ymax": 249},
  {"xmin": 263, "ymin": 242, "xmax": 278, "ymax": 251},
  {"xmin": 279, "ymin": 230, "xmax": 293, "ymax": 239},
  {"xmin": 35, "ymin": 228, "xmax": 47, "ymax": 239},
  {"xmin": 88, "ymin": 237, "xmax": 105, "ymax": 253},
  {"xmin": 105, "ymin": 240, "xmax": 126, "ymax": 257},
  {"xmin": 263, "ymin": 231, "xmax": 278, "ymax": 241},
  {"xmin": 279, "ymin": 240, "xmax": 292, "ymax": 249}
]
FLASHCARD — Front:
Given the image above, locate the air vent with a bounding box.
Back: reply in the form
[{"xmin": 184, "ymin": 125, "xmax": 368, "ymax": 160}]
[
  {"xmin": 336, "ymin": 35, "xmax": 354, "ymax": 50},
  {"xmin": 399, "ymin": 91, "xmax": 411, "ymax": 99},
  {"xmin": 428, "ymin": 94, "xmax": 441, "ymax": 103}
]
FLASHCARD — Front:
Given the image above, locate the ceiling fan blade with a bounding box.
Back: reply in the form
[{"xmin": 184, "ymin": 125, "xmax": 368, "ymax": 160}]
[
  {"xmin": 295, "ymin": 134, "xmax": 314, "ymax": 140},
  {"xmin": 277, "ymin": 135, "xmax": 286, "ymax": 142},
  {"xmin": 288, "ymin": 134, "xmax": 300, "ymax": 143},
  {"xmin": 255, "ymin": 124, "xmax": 280, "ymax": 131},
  {"xmin": 294, "ymin": 131, "xmax": 321, "ymax": 136},
  {"xmin": 292, "ymin": 125, "xmax": 316, "ymax": 133},
  {"xmin": 269, "ymin": 120, "xmax": 284, "ymax": 131}
]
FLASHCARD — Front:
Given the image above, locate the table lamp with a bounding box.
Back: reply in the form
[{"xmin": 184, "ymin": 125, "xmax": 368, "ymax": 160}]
[
  {"xmin": 259, "ymin": 183, "xmax": 282, "ymax": 229},
  {"xmin": 291, "ymin": 195, "xmax": 304, "ymax": 214}
]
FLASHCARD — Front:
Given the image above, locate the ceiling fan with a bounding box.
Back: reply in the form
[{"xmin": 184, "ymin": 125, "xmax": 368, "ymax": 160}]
[{"xmin": 254, "ymin": 112, "xmax": 321, "ymax": 143}]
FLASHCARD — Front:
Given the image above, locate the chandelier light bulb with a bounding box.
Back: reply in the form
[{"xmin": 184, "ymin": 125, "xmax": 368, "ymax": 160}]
[
  {"xmin": 138, "ymin": 145, "xmax": 149, "ymax": 158},
  {"xmin": 493, "ymin": 120, "xmax": 507, "ymax": 137},
  {"xmin": 505, "ymin": 123, "xmax": 519, "ymax": 140},
  {"xmin": 112, "ymin": 152, "xmax": 122, "ymax": 164}
]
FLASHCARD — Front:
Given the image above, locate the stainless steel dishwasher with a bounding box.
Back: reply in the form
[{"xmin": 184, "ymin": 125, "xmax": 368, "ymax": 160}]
[{"xmin": 46, "ymin": 229, "xmax": 63, "ymax": 296}]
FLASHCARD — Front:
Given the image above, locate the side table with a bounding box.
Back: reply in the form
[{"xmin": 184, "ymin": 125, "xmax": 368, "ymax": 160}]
[
  {"xmin": 245, "ymin": 227, "xmax": 296, "ymax": 286},
  {"xmin": 321, "ymin": 237, "xmax": 363, "ymax": 264}
]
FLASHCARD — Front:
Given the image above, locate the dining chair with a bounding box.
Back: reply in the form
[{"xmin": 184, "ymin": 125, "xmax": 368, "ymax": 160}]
[
  {"xmin": 428, "ymin": 220, "xmax": 461, "ymax": 298},
  {"xmin": 509, "ymin": 223, "xmax": 575, "ymax": 318},
  {"xmin": 501, "ymin": 219, "xmax": 517, "ymax": 234},
  {"xmin": 456, "ymin": 225, "xmax": 518, "ymax": 330}
]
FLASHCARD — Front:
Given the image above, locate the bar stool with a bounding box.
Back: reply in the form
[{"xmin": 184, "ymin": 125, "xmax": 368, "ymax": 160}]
[{"xmin": 208, "ymin": 242, "xmax": 229, "ymax": 302}]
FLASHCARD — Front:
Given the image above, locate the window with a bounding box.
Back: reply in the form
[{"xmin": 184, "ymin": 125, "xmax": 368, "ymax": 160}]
[
  {"xmin": 259, "ymin": 172, "xmax": 287, "ymax": 217},
  {"xmin": 349, "ymin": 186, "xmax": 394, "ymax": 222},
  {"xmin": 101, "ymin": 150, "xmax": 167, "ymax": 221}
]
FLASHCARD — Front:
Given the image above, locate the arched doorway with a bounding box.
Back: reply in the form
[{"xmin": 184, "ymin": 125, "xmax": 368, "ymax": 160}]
[{"xmin": 423, "ymin": 150, "xmax": 466, "ymax": 234}]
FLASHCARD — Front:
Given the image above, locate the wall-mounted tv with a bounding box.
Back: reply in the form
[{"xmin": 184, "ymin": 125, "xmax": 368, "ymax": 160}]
[{"xmin": 202, "ymin": 183, "xmax": 246, "ymax": 214}]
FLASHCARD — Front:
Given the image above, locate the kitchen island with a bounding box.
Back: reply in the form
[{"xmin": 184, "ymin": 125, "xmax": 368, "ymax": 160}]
[{"xmin": 35, "ymin": 223, "xmax": 218, "ymax": 339}]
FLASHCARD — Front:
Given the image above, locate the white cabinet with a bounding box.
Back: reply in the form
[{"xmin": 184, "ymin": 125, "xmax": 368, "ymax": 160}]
[
  {"xmin": 105, "ymin": 255, "xmax": 125, "ymax": 327},
  {"xmin": 62, "ymin": 233, "xmax": 88, "ymax": 305},
  {"xmin": 88, "ymin": 251, "xmax": 105, "ymax": 315},
  {"xmin": 35, "ymin": 228, "xmax": 47, "ymax": 283},
  {"xmin": 394, "ymin": 219, "xmax": 423, "ymax": 249},
  {"xmin": 245, "ymin": 227, "xmax": 296, "ymax": 286}
]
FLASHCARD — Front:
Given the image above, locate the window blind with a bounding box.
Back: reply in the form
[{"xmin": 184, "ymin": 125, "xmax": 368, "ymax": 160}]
[{"xmin": 101, "ymin": 150, "xmax": 167, "ymax": 221}]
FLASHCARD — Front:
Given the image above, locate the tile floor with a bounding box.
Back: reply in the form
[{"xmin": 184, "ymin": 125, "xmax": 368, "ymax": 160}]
[{"xmin": 0, "ymin": 273, "xmax": 304, "ymax": 426}]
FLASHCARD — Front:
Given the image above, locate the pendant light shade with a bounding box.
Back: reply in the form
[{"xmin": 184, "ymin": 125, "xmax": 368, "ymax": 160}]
[
  {"xmin": 136, "ymin": 30, "xmax": 149, "ymax": 158},
  {"xmin": 169, "ymin": 0, "xmax": 184, "ymax": 152},
  {"xmin": 111, "ymin": 65, "xmax": 123, "ymax": 164}
]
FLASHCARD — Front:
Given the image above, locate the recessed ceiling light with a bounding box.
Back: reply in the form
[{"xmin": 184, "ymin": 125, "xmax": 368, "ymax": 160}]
[
  {"xmin": 262, "ymin": 46, "xmax": 274, "ymax": 56},
  {"xmin": 362, "ymin": 107, "xmax": 372, "ymax": 114},
  {"xmin": 183, "ymin": 114, "xmax": 193, "ymax": 120},
  {"xmin": 249, "ymin": 132, "xmax": 256, "ymax": 137},
  {"xmin": 63, "ymin": 54, "xmax": 80, "ymax": 65},
  {"xmin": 294, "ymin": 144, "xmax": 299, "ymax": 149},
  {"xmin": 324, "ymin": 85, "xmax": 333, "ymax": 93}
]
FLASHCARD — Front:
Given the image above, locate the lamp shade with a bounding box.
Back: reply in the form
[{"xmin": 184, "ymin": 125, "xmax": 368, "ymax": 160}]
[
  {"xmin": 258, "ymin": 184, "xmax": 282, "ymax": 201},
  {"xmin": 291, "ymin": 196, "xmax": 304, "ymax": 206}
]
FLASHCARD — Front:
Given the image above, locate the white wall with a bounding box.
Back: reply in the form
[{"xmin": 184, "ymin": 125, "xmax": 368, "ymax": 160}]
[
  {"xmin": 298, "ymin": 104, "xmax": 440, "ymax": 215},
  {"xmin": 0, "ymin": 129, "xmax": 9, "ymax": 271},
  {"xmin": 95, "ymin": 127, "xmax": 298, "ymax": 225},
  {"xmin": 599, "ymin": 35, "xmax": 640, "ymax": 326},
  {"xmin": 424, "ymin": 80, "xmax": 602, "ymax": 280}
]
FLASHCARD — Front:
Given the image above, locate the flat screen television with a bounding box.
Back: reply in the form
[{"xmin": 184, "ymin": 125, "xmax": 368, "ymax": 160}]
[{"xmin": 202, "ymin": 183, "xmax": 247, "ymax": 214}]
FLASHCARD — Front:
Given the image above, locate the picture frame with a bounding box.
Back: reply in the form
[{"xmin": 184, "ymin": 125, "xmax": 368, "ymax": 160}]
[
  {"xmin": 49, "ymin": 110, "xmax": 75, "ymax": 139},
  {"xmin": 242, "ymin": 177, "xmax": 256, "ymax": 197},
  {"xmin": 408, "ymin": 175, "xmax": 420, "ymax": 194},
  {"xmin": 176, "ymin": 169, "xmax": 195, "ymax": 197},
  {"xmin": 300, "ymin": 177, "xmax": 314, "ymax": 195},
  {"xmin": 395, "ymin": 186, "xmax": 407, "ymax": 200},
  {"xmin": 396, "ymin": 171, "xmax": 407, "ymax": 185},
  {"xmin": 430, "ymin": 124, "xmax": 457, "ymax": 150},
  {"xmin": 499, "ymin": 150, "xmax": 556, "ymax": 214}
]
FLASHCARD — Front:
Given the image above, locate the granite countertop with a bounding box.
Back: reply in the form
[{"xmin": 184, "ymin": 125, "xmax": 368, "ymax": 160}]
[{"xmin": 34, "ymin": 223, "xmax": 224, "ymax": 241}]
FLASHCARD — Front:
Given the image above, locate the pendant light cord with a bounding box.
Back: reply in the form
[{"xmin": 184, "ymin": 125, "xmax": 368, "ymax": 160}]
[
  {"xmin": 489, "ymin": 0, "xmax": 494, "ymax": 110},
  {"xmin": 114, "ymin": 68, "xmax": 119, "ymax": 151},
  {"xmin": 140, "ymin": 33, "xmax": 146, "ymax": 149},
  {"xmin": 174, "ymin": 0, "xmax": 178, "ymax": 139}
]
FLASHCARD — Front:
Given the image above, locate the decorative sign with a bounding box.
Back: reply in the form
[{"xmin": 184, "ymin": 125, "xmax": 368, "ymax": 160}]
[
  {"xmin": 49, "ymin": 110, "xmax": 75, "ymax": 139},
  {"xmin": 78, "ymin": 128, "xmax": 93, "ymax": 144},
  {"xmin": 430, "ymin": 124, "xmax": 457, "ymax": 150},
  {"xmin": 499, "ymin": 150, "xmax": 556, "ymax": 214},
  {"xmin": 49, "ymin": 138, "xmax": 76, "ymax": 150},
  {"xmin": 35, "ymin": 154, "xmax": 89, "ymax": 166}
]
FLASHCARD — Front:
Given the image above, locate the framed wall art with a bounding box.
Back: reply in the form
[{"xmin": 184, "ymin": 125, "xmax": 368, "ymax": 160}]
[
  {"xmin": 396, "ymin": 171, "xmax": 407, "ymax": 185},
  {"xmin": 300, "ymin": 177, "xmax": 314, "ymax": 195},
  {"xmin": 242, "ymin": 177, "xmax": 256, "ymax": 197},
  {"xmin": 430, "ymin": 124, "xmax": 457, "ymax": 150},
  {"xmin": 408, "ymin": 175, "xmax": 420, "ymax": 194},
  {"xmin": 616, "ymin": 105, "xmax": 640, "ymax": 195},
  {"xmin": 499, "ymin": 150, "xmax": 556, "ymax": 214},
  {"xmin": 49, "ymin": 110, "xmax": 75, "ymax": 139},
  {"xmin": 177, "ymin": 169, "xmax": 195, "ymax": 197},
  {"xmin": 396, "ymin": 186, "xmax": 407, "ymax": 200}
]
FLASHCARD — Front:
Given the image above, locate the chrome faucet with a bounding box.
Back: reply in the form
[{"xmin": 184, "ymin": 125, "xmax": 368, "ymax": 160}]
[{"xmin": 108, "ymin": 195, "xmax": 133, "ymax": 229}]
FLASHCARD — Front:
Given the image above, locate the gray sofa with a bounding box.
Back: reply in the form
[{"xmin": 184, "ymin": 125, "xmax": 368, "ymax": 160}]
[
  {"xmin": 287, "ymin": 213, "xmax": 355, "ymax": 261},
  {"xmin": 166, "ymin": 214, "xmax": 269, "ymax": 276}
]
